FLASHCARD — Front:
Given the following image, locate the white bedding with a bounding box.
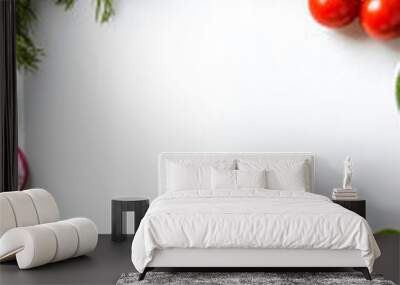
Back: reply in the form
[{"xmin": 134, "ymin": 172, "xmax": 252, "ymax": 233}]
[{"xmin": 131, "ymin": 189, "xmax": 380, "ymax": 273}]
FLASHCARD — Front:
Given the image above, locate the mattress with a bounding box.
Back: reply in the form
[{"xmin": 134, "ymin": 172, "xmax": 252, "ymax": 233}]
[{"xmin": 131, "ymin": 189, "xmax": 380, "ymax": 273}]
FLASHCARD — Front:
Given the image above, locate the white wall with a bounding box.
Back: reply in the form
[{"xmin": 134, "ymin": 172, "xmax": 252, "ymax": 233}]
[{"xmin": 24, "ymin": 0, "xmax": 400, "ymax": 233}]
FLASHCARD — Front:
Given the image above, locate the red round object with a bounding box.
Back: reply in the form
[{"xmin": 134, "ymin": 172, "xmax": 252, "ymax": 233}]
[
  {"xmin": 360, "ymin": 0, "xmax": 400, "ymax": 40},
  {"xmin": 309, "ymin": 0, "xmax": 360, "ymax": 28}
]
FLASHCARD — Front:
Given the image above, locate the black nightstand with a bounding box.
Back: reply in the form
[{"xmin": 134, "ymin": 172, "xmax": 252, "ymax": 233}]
[
  {"xmin": 332, "ymin": 199, "xmax": 366, "ymax": 219},
  {"xmin": 111, "ymin": 197, "xmax": 150, "ymax": 241}
]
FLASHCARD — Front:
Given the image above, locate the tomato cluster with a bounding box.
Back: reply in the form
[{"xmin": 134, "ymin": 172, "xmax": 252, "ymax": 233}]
[{"xmin": 309, "ymin": 0, "xmax": 400, "ymax": 40}]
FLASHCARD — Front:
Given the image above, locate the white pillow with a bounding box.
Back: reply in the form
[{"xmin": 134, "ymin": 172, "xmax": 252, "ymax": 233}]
[
  {"xmin": 211, "ymin": 168, "xmax": 237, "ymax": 190},
  {"xmin": 236, "ymin": 169, "xmax": 267, "ymax": 189},
  {"xmin": 267, "ymin": 162, "xmax": 307, "ymax": 191},
  {"xmin": 237, "ymin": 159, "xmax": 309, "ymax": 191},
  {"xmin": 167, "ymin": 163, "xmax": 211, "ymax": 191}
]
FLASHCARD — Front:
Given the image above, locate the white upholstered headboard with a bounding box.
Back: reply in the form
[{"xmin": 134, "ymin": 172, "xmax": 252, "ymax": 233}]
[{"xmin": 158, "ymin": 152, "xmax": 315, "ymax": 195}]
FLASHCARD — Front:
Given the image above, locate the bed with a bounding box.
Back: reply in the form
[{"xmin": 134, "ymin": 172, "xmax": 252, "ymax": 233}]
[{"xmin": 131, "ymin": 153, "xmax": 380, "ymax": 280}]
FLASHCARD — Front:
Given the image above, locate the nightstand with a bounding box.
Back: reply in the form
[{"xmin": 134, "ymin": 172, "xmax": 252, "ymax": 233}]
[
  {"xmin": 332, "ymin": 199, "xmax": 366, "ymax": 219},
  {"xmin": 111, "ymin": 197, "xmax": 150, "ymax": 241}
]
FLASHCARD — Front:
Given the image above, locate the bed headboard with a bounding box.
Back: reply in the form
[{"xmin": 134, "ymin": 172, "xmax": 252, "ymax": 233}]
[{"xmin": 158, "ymin": 152, "xmax": 315, "ymax": 195}]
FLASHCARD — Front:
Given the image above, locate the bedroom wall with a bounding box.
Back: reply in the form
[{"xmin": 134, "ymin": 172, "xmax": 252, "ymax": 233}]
[{"xmin": 23, "ymin": 0, "xmax": 400, "ymax": 233}]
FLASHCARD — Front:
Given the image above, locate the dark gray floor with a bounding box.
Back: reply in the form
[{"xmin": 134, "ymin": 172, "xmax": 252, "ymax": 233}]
[
  {"xmin": 1, "ymin": 234, "xmax": 398, "ymax": 285},
  {"xmin": 374, "ymin": 235, "xmax": 400, "ymax": 284},
  {"xmin": 0, "ymin": 235, "xmax": 134, "ymax": 285}
]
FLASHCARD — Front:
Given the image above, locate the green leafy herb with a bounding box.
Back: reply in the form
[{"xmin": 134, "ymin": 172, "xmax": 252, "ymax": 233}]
[
  {"xmin": 16, "ymin": 0, "xmax": 44, "ymax": 72},
  {"xmin": 55, "ymin": 0, "xmax": 114, "ymax": 23},
  {"xmin": 375, "ymin": 228, "xmax": 400, "ymax": 236},
  {"xmin": 396, "ymin": 72, "xmax": 400, "ymax": 111},
  {"xmin": 16, "ymin": 0, "xmax": 115, "ymax": 72},
  {"xmin": 95, "ymin": 0, "xmax": 114, "ymax": 23},
  {"xmin": 54, "ymin": 0, "xmax": 76, "ymax": 10}
]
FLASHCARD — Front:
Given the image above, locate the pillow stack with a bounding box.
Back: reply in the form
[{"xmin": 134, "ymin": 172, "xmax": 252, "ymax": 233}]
[{"xmin": 166, "ymin": 158, "xmax": 310, "ymax": 192}]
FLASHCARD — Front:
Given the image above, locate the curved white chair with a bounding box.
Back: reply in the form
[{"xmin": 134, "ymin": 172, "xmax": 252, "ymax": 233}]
[{"xmin": 0, "ymin": 189, "xmax": 98, "ymax": 269}]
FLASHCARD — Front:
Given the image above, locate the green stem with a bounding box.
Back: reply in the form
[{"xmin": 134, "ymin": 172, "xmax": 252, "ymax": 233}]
[
  {"xmin": 396, "ymin": 71, "xmax": 400, "ymax": 111},
  {"xmin": 375, "ymin": 228, "xmax": 400, "ymax": 236}
]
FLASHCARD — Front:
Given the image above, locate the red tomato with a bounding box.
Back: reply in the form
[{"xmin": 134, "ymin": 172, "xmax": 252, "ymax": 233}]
[
  {"xmin": 309, "ymin": 0, "xmax": 360, "ymax": 28},
  {"xmin": 360, "ymin": 0, "xmax": 400, "ymax": 40}
]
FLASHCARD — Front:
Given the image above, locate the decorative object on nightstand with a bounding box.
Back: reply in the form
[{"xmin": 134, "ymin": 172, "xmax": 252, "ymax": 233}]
[
  {"xmin": 332, "ymin": 188, "xmax": 358, "ymax": 200},
  {"xmin": 332, "ymin": 199, "xmax": 366, "ymax": 219},
  {"xmin": 332, "ymin": 156, "xmax": 358, "ymax": 200},
  {"xmin": 332, "ymin": 156, "xmax": 365, "ymax": 218},
  {"xmin": 111, "ymin": 197, "xmax": 149, "ymax": 242},
  {"xmin": 342, "ymin": 156, "xmax": 353, "ymax": 190}
]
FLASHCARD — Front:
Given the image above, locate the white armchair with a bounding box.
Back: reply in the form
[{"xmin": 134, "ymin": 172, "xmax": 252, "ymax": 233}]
[{"xmin": 0, "ymin": 189, "xmax": 98, "ymax": 269}]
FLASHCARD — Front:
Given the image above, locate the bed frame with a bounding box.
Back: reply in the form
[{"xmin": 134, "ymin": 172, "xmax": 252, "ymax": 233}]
[
  {"xmin": 139, "ymin": 153, "xmax": 371, "ymax": 281},
  {"xmin": 140, "ymin": 248, "xmax": 370, "ymax": 280}
]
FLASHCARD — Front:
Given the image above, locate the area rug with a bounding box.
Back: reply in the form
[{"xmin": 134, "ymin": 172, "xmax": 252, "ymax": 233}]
[{"xmin": 116, "ymin": 272, "xmax": 396, "ymax": 285}]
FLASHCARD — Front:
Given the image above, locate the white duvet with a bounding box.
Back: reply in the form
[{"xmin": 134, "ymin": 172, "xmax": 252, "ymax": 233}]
[{"xmin": 131, "ymin": 189, "xmax": 380, "ymax": 273}]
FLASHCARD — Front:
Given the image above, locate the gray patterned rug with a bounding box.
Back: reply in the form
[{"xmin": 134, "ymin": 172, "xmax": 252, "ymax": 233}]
[{"xmin": 116, "ymin": 272, "xmax": 396, "ymax": 285}]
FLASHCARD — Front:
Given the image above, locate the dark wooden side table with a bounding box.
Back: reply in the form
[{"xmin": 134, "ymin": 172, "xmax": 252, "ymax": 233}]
[
  {"xmin": 111, "ymin": 197, "xmax": 149, "ymax": 242},
  {"xmin": 332, "ymin": 199, "xmax": 366, "ymax": 219}
]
